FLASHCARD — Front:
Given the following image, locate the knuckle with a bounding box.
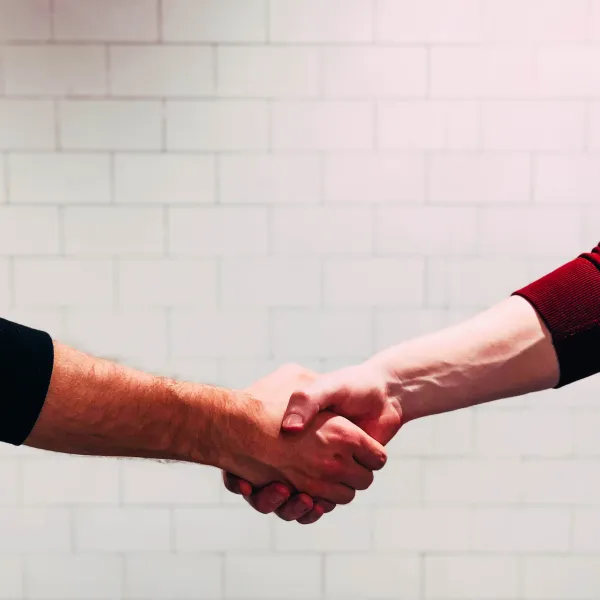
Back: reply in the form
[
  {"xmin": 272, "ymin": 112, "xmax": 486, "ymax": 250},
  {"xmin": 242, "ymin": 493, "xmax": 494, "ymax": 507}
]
[
  {"xmin": 361, "ymin": 471, "xmax": 375, "ymax": 490},
  {"xmin": 337, "ymin": 487, "xmax": 356, "ymax": 505},
  {"xmin": 319, "ymin": 458, "xmax": 343, "ymax": 479}
]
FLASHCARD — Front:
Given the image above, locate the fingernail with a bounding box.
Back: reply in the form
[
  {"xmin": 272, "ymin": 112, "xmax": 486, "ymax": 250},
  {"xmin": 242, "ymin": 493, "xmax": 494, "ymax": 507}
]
[
  {"xmin": 270, "ymin": 493, "xmax": 285, "ymax": 505},
  {"xmin": 283, "ymin": 414, "xmax": 304, "ymax": 429}
]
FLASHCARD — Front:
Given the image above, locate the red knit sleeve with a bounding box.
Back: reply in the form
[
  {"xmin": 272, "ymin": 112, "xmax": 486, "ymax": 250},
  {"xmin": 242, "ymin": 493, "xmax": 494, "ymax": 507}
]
[{"xmin": 513, "ymin": 245, "xmax": 600, "ymax": 388}]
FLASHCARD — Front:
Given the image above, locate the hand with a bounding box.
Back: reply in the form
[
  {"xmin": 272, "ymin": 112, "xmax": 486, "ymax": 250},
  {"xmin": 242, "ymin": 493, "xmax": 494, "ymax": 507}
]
[
  {"xmin": 221, "ymin": 364, "xmax": 387, "ymax": 512},
  {"xmin": 224, "ymin": 360, "xmax": 403, "ymax": 523}
]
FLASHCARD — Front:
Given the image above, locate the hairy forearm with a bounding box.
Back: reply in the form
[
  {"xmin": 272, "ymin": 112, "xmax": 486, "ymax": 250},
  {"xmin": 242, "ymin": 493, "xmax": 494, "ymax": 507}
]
[
  {"xmin": 372, "ymin": 296, "xmax": 560, "ymax": 422},
  {"xmin": 24, "ymin": 342, "xmax": 259, "ymax": 470}
]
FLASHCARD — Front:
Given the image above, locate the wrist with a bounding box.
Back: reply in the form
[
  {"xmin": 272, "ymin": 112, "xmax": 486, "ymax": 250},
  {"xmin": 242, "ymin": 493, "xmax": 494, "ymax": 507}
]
[{"xmin": 176, "ymin": 383, "xmax": 272, "ymax": 474}]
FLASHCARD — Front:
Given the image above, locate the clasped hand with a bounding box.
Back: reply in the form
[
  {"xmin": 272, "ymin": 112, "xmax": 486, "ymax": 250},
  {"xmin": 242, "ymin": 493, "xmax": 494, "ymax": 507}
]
[{"xmin": 223, "ymin": 362, "xmax": 403, "ymax": 525}]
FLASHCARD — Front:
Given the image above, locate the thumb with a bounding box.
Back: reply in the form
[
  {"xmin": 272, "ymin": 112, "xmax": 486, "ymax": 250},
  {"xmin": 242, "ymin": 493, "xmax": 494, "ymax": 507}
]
[{"xmin": 282, "ymin": 379, "xmax": 341, "ymax": 431}]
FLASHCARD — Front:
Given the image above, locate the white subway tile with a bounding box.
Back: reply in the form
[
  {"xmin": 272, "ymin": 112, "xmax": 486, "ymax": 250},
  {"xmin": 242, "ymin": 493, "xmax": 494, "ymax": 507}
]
[
  {"xmin": 326, "ymin": 554, "xmax": 420, "ymax": 599},
  {"xmin": 163, "ymin": 0, "xmax": 266, "ymax": 42},
  {"xmin": 427, "ymin": 257, "xmax": 534, "ymax": 308},
  {"xmin": 431, "ymin": 46, "xmax": 536, "ymax": 98},
  {"xmin": 324, "ymin": 258, "xmax": 424, "ymax": 307},
  {"xmin": 118, "ymin": 259, "xmax": 217, "ymax": 307},
  {"xmin": 60, "ymin": 101, "xmax": 162, "ymax": 150},
  {"xmin": 375, "ymin": 308, "xmax": 447, "ymax": 349},
  {"xmin": 426, "ymin": 556, "xmax": 519, "ymax": 599},
  {"xmin": 574, "ymin": 411, "xmax": 600, "ymax": 455},
  {"xmin": 168, "ymin": 207, "xmax": 268, "ymax": 256},
  {"xmin": 5, "ymin": 45, "xmax": 106, "ymax": 96},
  {"xmin": 378, "ymin": 101, "xmax": 479, "ymax": 150},
  {"xmin": 10, "ymin": 153, "xmax": 111, "ymax": 205},
  {"xmin": 357, "ymin": 457, "xmax": 422, "ymax": 506},
  {"xmin": 75, "ymin": 508, "xmax": 170, "ymax": 552},
  {"xmin": 0, "ymin": 207, "xmax": 59, "ymax": 255},
  {"xmin": 221, "ymin": 258, "xmax": 320, "ymax": 307},
  {"xmin": 220, "ymin": 155, "xmax": 320, "ymax": 205},
  {"xmin": 375, "ymin": 207, "xmax": 478, "ymax": 255},
  {"xmin": 482, "ymin": 101, "xmax": 586, "ymax": 151},
  {"xmin": 523, "ymin": 557, "xmax": 600, "ymax": 599},
  {"xmin": 124, "ymin": 554, "xmax": 222, "ymax": 600},
  {"xmin": 375, "ymin": 508, "xmax": 471, "ymax": 551},
  {"xmin": 523, "ymin": 460, "xmax": 600, "ymax": 504},
  {"xmin": 573, "ymin": 509, "xmax": 600, "ymax": 552},
  {"xmin": 272, "ymin": 309, "xmax": 372, "ymax": 358},
  {"xmin": 167, "ymin": 100, "xmax": 268, "ymax": 151},
  {"xmin": 26, "ymin": 555, "xmax": 122, "ymax": 600},
  {"xmin": 115, "ymin": 154, "xmax": 215, "ymax": 205},
  {"xmin": 54, "ymin": 0, "xmax": 158, "ymax": 41},
  {"xmin": 377, "ymin": 0, "xmax": 481, "ymax": 42},
  {"xmin": 272, "ymin": 101, "xmax": 373, "ymax": 150},
  {"xmin": 0, "ymin": 260, "xmax": 12, "ymax": 310},
  {"xmin": 64, "ymin": 309, "xmax": 167, "ymax": 361},
  {"xmin": 537, "ymin": 47, "xmax": 600, "ymax": 97},
  {"xmin": 431, "ymin": 154, "xmax": 531, "ymax": 204},
  {"xmin": 171, "ymin": 309, "xmax": 268, "ymax": 359},
  {"xmin": 218, "ymin": 47, "xmax": 319, "ymax": 98},
  {"xmin": 0, "ymin": 556, "xmax": 22, "ymax": 599},
  {"xmin": 225, "ymin": 554, "xmax": 321, "ymax": 599},
  {"xmin": 110, "ymin": 46, "xmax": 214, "ymax": 97},
  {"xmin": 0, "ymin": 100, "xmax": 55, "ymax": 150},
  {"xmin": 23, "ymin": 457, "xmax": 119, "ymax": 505},
  {"xmin": 122, "ymin": 461, "xmax": 220, "ymax": 504},
  {"xmin": 473, "ymin": 507, "xmax": 570, "ymax": 552},
  {"xmin": 175, "ymin": 508, "xmax": 270, "ymax": 551},
  {"xmin": 388, "ymin": 410, "xmax": 474, "ymax": 457},
  {"xmin": 15, "ymin": 258, "xmax": 113, "ymax": 307},
  {"xmin": 64, "ymin": 207, "xmax": 164, "ymax": 256},
  {"xmin": 424, "ymin": 459, "xmax": 522, "ymax": 506},
  {"xmin": 269, "ymin": 0, "xmax": 372, "ymax": 42},
  {"xmin": 0, "ymin": 508, "xmax": 70, "ymax": 551},
  {"xmin": 272, "ymin": 206, "xmax": 372, "ymax": 255},
  {"xmin": 588, "ymin": 103, "xmax": 600, "ymax": 150},
  {"xmin": 0, "ymin": 0, "xmax": 50, "ymax": 41},
  {"xmin": 274, "ymin": 508, "xmax": 371, "ymax": 551},
  {"xmin": 483, "ymin": 0, "xmax": 587, "ymax": 42},
  {"xmin": 325, "ymin": 154, "xmax": 425, "ymax": 203},
  {"xmin": 324, "ymin": 47, "xmax": 427, "ymax": 98},
  {"xmin": 480, "ymin": 207, "xmax": 581, "ymax": 258},
  {"xmin": 475, "ymin": 408, "xmax": 573, "ymax": 457}
]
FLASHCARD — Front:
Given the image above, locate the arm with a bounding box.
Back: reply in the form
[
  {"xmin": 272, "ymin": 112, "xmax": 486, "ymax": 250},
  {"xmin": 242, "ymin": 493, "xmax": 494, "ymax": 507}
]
[
  {"xmin": 227, "ymin": 244, "xmax": 600, "ymax": 520},
  {"xmin": 19, "ymin": 341, "xmax": 385, "ymax": 506}
]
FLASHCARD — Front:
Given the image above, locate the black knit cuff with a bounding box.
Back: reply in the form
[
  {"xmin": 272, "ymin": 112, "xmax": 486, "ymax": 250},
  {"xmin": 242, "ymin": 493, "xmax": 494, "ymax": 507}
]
[{"xmin": 0, "ymin": 319, "xmax": 54, "ymax": 446}]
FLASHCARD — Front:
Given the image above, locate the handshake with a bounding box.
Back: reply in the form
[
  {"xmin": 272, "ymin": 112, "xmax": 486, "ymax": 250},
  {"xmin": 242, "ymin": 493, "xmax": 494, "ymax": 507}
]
[{"xmin": 217, "ymin": 359, "xmax": 404, "ymax": 526}]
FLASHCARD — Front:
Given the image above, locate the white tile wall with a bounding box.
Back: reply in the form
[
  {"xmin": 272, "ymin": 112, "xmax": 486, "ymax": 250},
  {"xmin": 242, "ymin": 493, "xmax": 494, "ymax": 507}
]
[{"xmin": 0, "ymin": 1, "xmax": 598, "ymax": 598}]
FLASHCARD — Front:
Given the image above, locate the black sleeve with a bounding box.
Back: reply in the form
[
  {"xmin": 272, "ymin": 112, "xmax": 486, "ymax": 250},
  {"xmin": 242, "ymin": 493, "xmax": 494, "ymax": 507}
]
[{"xmin": 0, "ymin": 318, "xmax": 54, "ymax": 446}]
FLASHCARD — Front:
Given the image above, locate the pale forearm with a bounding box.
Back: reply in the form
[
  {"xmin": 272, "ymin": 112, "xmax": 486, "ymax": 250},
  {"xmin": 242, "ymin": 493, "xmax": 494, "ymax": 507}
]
[
  {"xmin": 372, "ymin": 296, "xmax": 560, "ymax": 422},
  {"xmin": 24, "ymin": 342, "xmax": 249, "ymax": 469}
]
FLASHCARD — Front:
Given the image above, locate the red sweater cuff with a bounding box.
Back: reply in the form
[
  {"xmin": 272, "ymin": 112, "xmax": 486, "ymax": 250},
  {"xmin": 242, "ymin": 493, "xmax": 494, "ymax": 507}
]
[{"xmin": 513, "ymin": 255, "xmax": 600, "ymax": 388}]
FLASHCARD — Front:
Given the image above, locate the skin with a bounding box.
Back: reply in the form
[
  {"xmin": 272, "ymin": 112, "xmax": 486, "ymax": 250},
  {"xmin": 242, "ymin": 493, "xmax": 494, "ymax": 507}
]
[
  {"xmin": 225, "ymin": 295, "xmax": 561, "ymax": 522},
  {"xmin": 26, "ymin": 344, "xmax": 387, "ymax": 506}
]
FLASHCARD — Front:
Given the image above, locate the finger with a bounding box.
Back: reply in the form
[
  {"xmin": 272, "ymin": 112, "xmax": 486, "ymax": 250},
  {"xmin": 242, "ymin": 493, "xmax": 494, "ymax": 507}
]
[
  {"xmin": 243, "ymin": 483, "xmax": 291, "ymax": 515},
  {"xmin": 338, "ymin": 462, "xmax": 374, "ymax": 491},
  {"xmin": 298, "ymin": 504, "xmax": 326, "ymax": 525},
  {"xmin": 275, "ymin": 493, "xmax": 314, "ymax": 521},
  {"xmin": 282, "ymin": 389, "xmax": 324, "ymax": 432},
  {"xmin": 222, "ymin": 472, "xmax": 253, "ymax": 497},
  {"xmin": 305, "ymin": 481, "xmax": 356, "ymax": 505},
  {"xmin": 315, "ymin": 499, "xmax": 336, "ymax": 514},
  {"xmin": 353, "ymin": 435, "xmax": 388, "ymax": 472},
  {"xmin": 282, "ymin": 376, "xmax": 348, "ymax": 431}
]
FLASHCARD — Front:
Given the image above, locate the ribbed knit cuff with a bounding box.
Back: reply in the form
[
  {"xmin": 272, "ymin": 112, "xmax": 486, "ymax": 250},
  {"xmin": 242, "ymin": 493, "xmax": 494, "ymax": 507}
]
[
  {"xmin": 513, "ymin": 256, "xmax": 600, "ymax": 388},
  {"xmin": 0, "ymin": 319, "xmax": 54, "ymax": 446}
]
